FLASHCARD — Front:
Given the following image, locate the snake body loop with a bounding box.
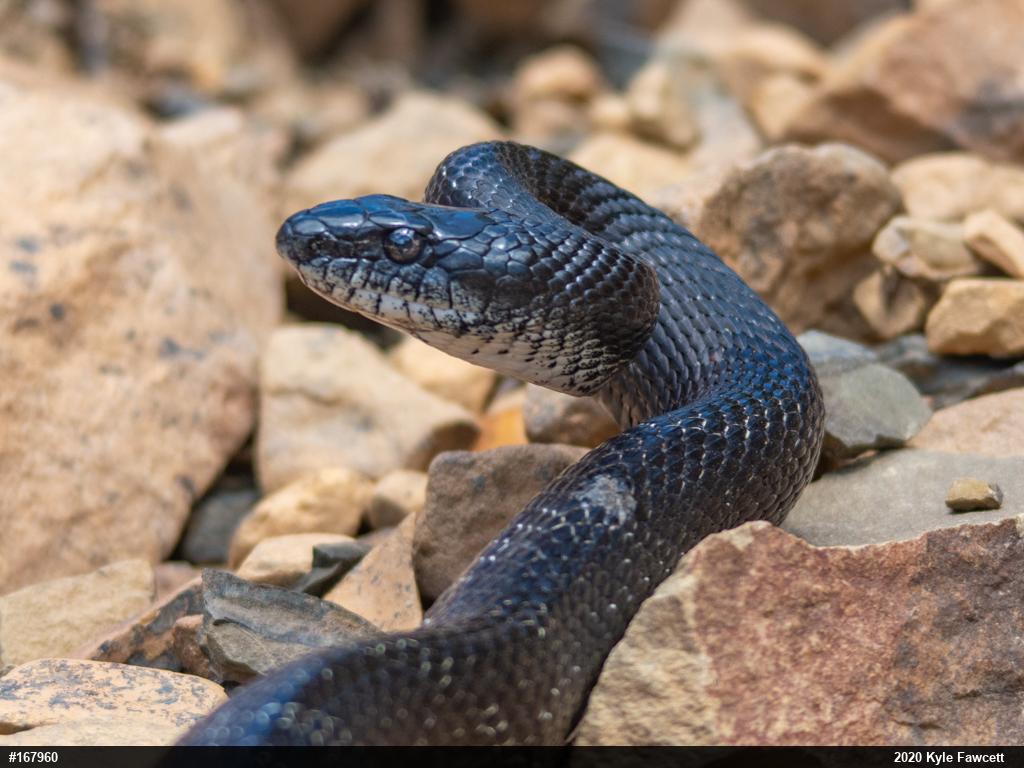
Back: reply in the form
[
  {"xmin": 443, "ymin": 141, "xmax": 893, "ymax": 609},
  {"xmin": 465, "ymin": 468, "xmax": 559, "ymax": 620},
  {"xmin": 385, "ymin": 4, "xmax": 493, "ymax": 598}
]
[{"xmin": 183, "ymin": 141, "xmax": 825, "ymax": 746}]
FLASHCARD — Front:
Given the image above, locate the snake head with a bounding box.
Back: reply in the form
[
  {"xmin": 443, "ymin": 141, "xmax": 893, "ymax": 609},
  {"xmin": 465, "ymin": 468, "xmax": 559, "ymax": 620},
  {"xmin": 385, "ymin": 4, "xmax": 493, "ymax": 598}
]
[{"xmin": 277, "ymin": 194, "xmax": 660, "ymax": 396}]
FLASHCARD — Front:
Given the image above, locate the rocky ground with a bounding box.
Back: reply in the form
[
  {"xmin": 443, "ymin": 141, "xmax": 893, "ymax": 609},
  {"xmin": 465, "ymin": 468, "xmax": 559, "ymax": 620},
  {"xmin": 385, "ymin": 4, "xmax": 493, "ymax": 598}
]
[{"xmin": 1, "ymin": 0, "xmax": 1023, "ymax": 747}]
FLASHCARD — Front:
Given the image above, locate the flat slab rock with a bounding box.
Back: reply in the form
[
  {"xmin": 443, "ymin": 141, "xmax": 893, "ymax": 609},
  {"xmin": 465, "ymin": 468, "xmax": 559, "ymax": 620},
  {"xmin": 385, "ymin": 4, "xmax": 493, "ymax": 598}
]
[
  {"xmin": 0, "ymin": 658, "xmax": 225, "ymax": 742},
  {"xmin": 783, "ymin": 450, "xmax": 1024, "ymax": 546},
  {"xmin": 578, "ymin": 517, "xmax": 1024, "ymax": 745}
]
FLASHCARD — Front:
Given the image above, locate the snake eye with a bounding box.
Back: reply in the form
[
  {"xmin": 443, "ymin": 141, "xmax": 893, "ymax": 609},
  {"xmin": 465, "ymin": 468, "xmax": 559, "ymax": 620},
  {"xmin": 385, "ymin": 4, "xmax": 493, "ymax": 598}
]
[{"xmin": 384, "ymin": 227, "xmax": 422, "ymax": 263}]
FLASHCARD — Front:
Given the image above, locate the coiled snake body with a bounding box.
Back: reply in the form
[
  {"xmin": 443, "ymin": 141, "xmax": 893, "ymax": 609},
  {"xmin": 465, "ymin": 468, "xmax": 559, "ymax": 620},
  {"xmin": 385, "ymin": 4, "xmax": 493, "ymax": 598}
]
[{"xmin": 183, "ymin": 141, "xmax": 824, "ymax": 746}]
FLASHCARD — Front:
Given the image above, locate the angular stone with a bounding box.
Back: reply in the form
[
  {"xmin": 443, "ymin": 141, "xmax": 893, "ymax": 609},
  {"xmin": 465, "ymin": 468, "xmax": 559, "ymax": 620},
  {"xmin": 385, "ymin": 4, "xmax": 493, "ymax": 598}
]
[
  {"xmin": 228, "ymin": 467, "xmax": 372, "ymax": 567},
  {"xmin": 871, "ymin": 216, "xmax": 980, "ymax": 281},
  {"xmin": 200, "ymin": 570, "xmax": 379, "ymax": 684},
  {"xmin": 76, "ymin": 577, "xmax": 202, "ymax": 671},
  {"xmin": 683, "ymin": 143, "xmax": 901, "ymax": 334},
  {"xmin": 0, "ymin": 75, "xmax": 281, "ymax": 593},
  {"xmin": 414, "ymin": 444, "xmax": 587, "ymax": 600},
  {"xmin": 946, "ymin": 478, "xmax": 1003, "ymax": 512},
  {"xmin": 283, "ymin": 91, "xmax": 501, "ymax": 214},
  {"xmin": 388, "ymin": 337, "xmax": 496, "ymax": 413},
  {"xmin": 964, "ymin": 209, "xmax": 1024, "ymax": 279},
  {"xmin": 578, "ymin": 517, "xmax": 1024, "ymax": 745},
  {"xmin": 367, "ymin": 470, "xmax": 428, "ymax": 529},
  {"xmin": 798, "ymin": 330, "xmax": 877, "ymax": 374},
  {"xmin": 783, "ymin": 451, "xmax": 1024, "ymax": 546},
  {"xmin": 0, "ymin": 560, "xmax": 155, "ymax": 667},
  {"xmin": 910, "ymin": 389, "xmax": 1024, "ymax": 458},
  {"xmin": 257, "ymin": 325, "xmax": 479, "ymax": 493},
  {"xmin": 325, "ymin": 514, "xmax": 421, "ymax": 632},
  {"xmin": 0, "ymin": 658, "xmax": 225, "ymax": 737},
  {"xmin": 289, "ymin": 539, "xmax": 372, "ymax": 597},
  {"xmin": 235, "ymin": 533, "xmax": 355, "ymax": 587},
  {"xmin": 891, "ymin": 152, "xmax": 1024, "ymax": 223},
  {"xmin": 783, "ymin": 0, "xmax": 1024, "ymax": 164},
  {"xmin": 172, "ymin": 615, "xmax": 212, "ymax": 680},
  {"xmin": 747, "ymin": 73, "xmax": 814, "ymax": 142},
  {"xmin": 818, "ymin": 363, "xmax": 932, "ymax": 463},
  {"xmin": 522, "ymin": 385, "xmax": 619, "ymax": 448},
  {"xmin": 925, "ymin": 278, "xmax": 1024, "ymax": 358}
]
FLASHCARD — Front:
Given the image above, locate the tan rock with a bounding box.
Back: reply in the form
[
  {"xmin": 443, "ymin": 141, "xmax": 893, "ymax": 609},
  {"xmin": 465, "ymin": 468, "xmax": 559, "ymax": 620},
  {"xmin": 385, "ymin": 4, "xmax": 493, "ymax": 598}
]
[
  {"xmin": 946, "ymin": 478, "xmax": 1003, "ymax": 512},
  {"xmin": 910, "ymin": 388, "xmax": 1024, "ymax": 457},
  {"xmin": 76, "ymin": 576, "xmax": 201, "ymax": 670},
  {"xmin": 852, "ymin": 268, "xmax": 935, "ymax": 341},
  {"xmin": 655, "ymin": 0, "xmax": 757, "ymax": 58},
  {"xmin": 236, "ymin": 533, "xmax": 355, "ymax": 587},
  {"xmin": 283, "ymin": 91, "xmax": 502, "ymax": 215},
  {"xmin": 0, "ymin": 76, "xmax": 281, "ymax": 593},
  {"xmin": 97, "ymin": 0, "xmax": 296, "ymax": 96},
  {"xmin": 625, "ymin": 59, "xmax": 700, "ymax": 150},
  {"xmin": 925, "ymin": 279, "xmax": 1024, "ymax": 357},
  {"xmin": 388, "ymin": 337, "xmax": 496, "ymax": 413},
  {"xmin": 0, "ymin": 561, "xmax": 155, "ymax": 668},
  {"xmin": 891, "ymin": 152, "xmax": 1024, "ymax": 223},
  {"xmin": 578, "ymin": 517, "xmax": 1024, "ymax": 745},
  {"xmin": 0, "ymin": 716, "xmax": 185, "ymax": 746},
  {"xmin": 257, "ymin": 324, "xmax": 479, "ymax": 493},
  {"xmin": 228, "ymin": 467, "xmax": 372, "ymax": 567},
  {"xmin": 414, "ymin": 444, "xmax": 587, "ymax": 600},
  {"xmin": 569, "ymin": 132, "xmax": 692, "ymax": 201},
  {"xmin": 155, "ymin": 562, "xmax": 201, "ymax": 601},
  {"xmin": 782, "ymin": 0, "xmax": 1024, "ymax": 164},
  {"xmin": 325, "ymin": 514, "xmax": 421, "ymax": 631},
  {"xmin": 511, "ymin": 44, "xmax": 605, "ymax": 103},
  {"xmin": 964, "ymin": 209, "xmax": 1024, "ymax": 279},
  {"xmin": 683, "ymin": 143, "xmax": 902, "ymax": 334},
  {"xmin": 367, "ymin": 470, "xmax": 429, "ymax": 529},
  {"xmin": 717, "ymin": 23, "xmax": 828, "ymax": 106},
  {"xmin": 747, "ymin": 73, "xmax": 814, "ymax": 142},
  {"xmin": 871, "ymin": 216, "xmax": 980, "ymax": 281},
  {"xmin": 0, "ymin": 658, "xmax": 225, "ymax": 738},
  {"xmin": 522, "ymin": 385, "xmax": 619, "ymax": 448}
]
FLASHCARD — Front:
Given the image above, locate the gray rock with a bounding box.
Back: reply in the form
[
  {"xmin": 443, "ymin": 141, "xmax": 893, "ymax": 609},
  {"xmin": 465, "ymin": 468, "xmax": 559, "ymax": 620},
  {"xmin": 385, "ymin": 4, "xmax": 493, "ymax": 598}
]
[
  {"xmin": 783, "ymin": 450, "xmax": 1024, "ymax": 546},
  {"xmin": 413, "ymin": 444, "xmax": 587, "ymax": 601},
  {"xmin": 291, "ymin": 539, "xmax": 372, "ymax": 597},
  {"xmin": 179, "ymin": 486, "xmax": 258, "ymax": 565},
  {"xmin": 819, "ymin": 363, "xmax": 932, "ymax": 462},
  {"xmin": 875, "ymin": 333, "xmax": 1024, "ymax": 409},
  {"xmin": 200, "ymin": 569, "xmax": 379, "ymax": 684},
  {"xmin": 798, "ymin": 330, "xmax": 877, "ymax": 375},
  {"xmin": 522, "ymin": 384, "xmax": 620, "ymax": 448}
]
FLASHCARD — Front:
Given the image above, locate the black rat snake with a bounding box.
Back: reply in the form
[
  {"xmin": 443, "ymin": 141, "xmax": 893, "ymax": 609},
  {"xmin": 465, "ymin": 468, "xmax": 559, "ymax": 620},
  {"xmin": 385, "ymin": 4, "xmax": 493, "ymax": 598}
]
[{"xmin": 181, "ymin": 141, "xmax": 824, "ymax": 746}]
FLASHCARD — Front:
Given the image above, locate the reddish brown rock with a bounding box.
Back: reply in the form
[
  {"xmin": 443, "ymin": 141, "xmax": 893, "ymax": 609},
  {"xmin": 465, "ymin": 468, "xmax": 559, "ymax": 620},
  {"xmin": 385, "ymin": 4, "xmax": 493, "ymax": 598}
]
[
  {"xmin": 681, "ymin": 143, "xmax": 901, "ymax": 335},
  {"xmin": 0, "ymin": 76, "xmax": 282, "ymax": 593},
  {"xmin": 325, "ymin": 514, "xmax": 421, "ymax": 631},
  {"xmin": 76, "ymin": 577, "xmax": 202, "ymax": 671},
  {"xmin": 578, "ymin": 518, "xmax": 1024, "ymax": 745},
  {"xmin": 910, "ymin": 388, "xmax": 1024, "ymax": 457},
  {"xmin": 782, "ymin": 0, "xmax": 1024, "ymax": 164},
  {"xmin": 413, "ymin": 444, "xmax": 587, "ymax": 600},
  {"xmin": 925, "ymin": 279, "xmax": 1024, "ymax": 358}
]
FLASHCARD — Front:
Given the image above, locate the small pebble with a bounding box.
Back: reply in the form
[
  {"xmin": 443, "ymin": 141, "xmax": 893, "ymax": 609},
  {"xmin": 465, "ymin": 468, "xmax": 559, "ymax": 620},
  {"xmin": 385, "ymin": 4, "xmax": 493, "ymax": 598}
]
[{"xmin": 945, "ymin": 478, "xmax": 1004, "ymax": 512}]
